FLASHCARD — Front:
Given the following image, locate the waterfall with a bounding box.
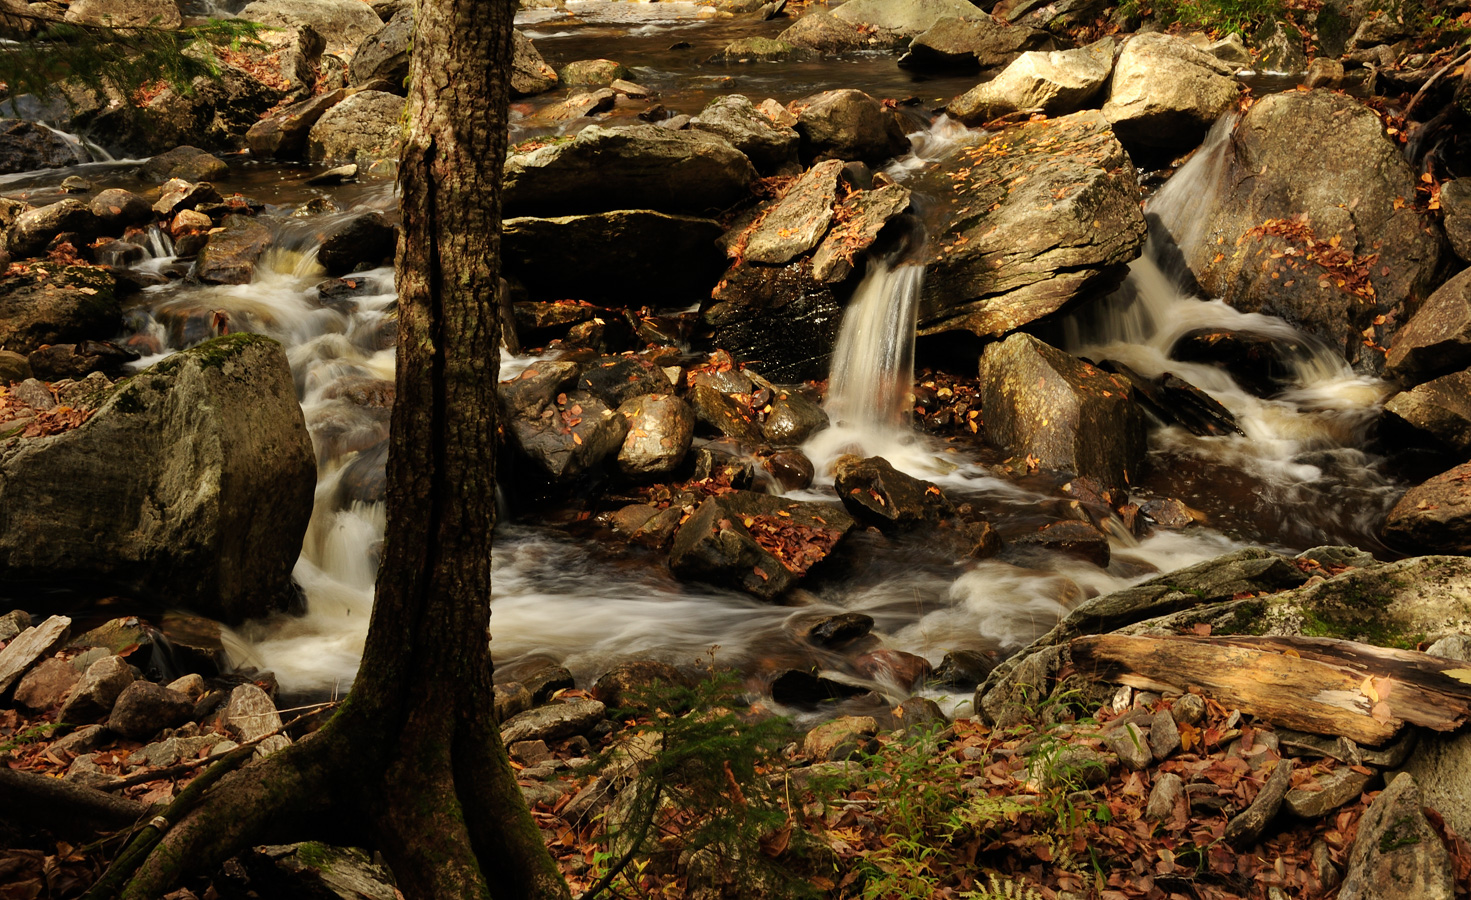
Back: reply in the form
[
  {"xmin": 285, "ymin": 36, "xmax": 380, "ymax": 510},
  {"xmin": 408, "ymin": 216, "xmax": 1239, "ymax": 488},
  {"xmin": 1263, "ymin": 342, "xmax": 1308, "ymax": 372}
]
[{"xmin": 824, "ymin": 260, "xmax": 923, "ymax": 432}]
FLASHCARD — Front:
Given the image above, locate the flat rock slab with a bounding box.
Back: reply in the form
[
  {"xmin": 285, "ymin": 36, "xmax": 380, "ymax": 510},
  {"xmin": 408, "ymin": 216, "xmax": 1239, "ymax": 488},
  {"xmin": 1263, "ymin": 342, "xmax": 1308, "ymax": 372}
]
[
  {"xmin": 740, "ymin": 159, "xmax": 843, "ymax": 264},
  {"xmin": 811, "ymin": 183, "xmax": 911, "ymax": 283},
  {"xmin": 0, "ymin": 615, "xmax": 71, "ymax": 694},
  {"xmin": 1286, "ymin": 765, "xmax": 1374, "ymax": 818},
  {"xmin": 500, "ymin": 699, "xmax": 607, "ymax": 745}
]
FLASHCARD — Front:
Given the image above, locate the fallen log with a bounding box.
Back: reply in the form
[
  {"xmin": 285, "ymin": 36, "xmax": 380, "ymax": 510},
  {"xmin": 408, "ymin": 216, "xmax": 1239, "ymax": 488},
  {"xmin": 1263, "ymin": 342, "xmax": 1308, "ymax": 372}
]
[
  {"xmin": 0, "ymin": 767, "xmax": 148, "ymax": 836},
  {"xmin": 1067, "ymin": 634, "xmax": 1471, "ymax": 747}
]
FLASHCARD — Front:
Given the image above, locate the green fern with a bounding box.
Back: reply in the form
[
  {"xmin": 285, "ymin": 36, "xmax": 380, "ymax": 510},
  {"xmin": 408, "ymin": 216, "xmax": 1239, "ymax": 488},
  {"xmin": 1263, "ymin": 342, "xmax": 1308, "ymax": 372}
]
[{"xmin": 959, "ymin": 872, "xmax": 1045, "ymax": 900}]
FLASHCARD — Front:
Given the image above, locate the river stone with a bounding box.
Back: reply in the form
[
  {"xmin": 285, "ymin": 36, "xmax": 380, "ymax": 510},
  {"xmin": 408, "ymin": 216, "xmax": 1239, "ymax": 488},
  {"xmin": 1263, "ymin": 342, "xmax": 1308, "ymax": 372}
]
[
  {"xmin": 226, "ymin": 683, "xmax": 282, "ymax": 742},
  {"xmin": 1105, "ymin": 721, "xmax": 1152, "ymax": 770},
  {"xmin": 140, "ymin": 145, "xmax": 228, "ymax": 183},
  {"xmin": 511, "ymin": 30, "xmax": 559, "ymax": 97},
  {"xmin": 616, "ymin": 394, "xmax": 693, "ymax": 478},
  {"xmin": 89, "ymin": 189, "xmax": 153, "ymax": 229},
  {"xmin": 154, "ymin": 179, "xmax": 222, "ymax": 218},
  {"xmin": 1384, "ymin": 267, "xmax": 1471, "ymax": 385},
  {"xmin": 688, "ymin": 383, "xmax": 762, "ymax": 443},
  {"xmin": 777, "ymin": 10, "xmax": 879, "ymax": 54},
  {"xmin": 58, "ymin": 654, "xmax": 134, "ymax": 723},
  {"xmin": 0, "ymin": 120, "xmax": 86, "ymax": 174},
  {"xmin": 1011, "ymin": 520, "xmax": 1111, "ymax": 566},
  {"xmin": 0, "ymin": 615, "xmax": 70, "ymax": 694},
  {"xmin": 195, "ymin": 216, "xmax": 274, "ymax": 285},
  {"xmin": 1382, "ymin": 464, "xmax": 1471, "ymax": 555},
  {"xmin": 806, "ymin": 612, "xmax": 874, "ymax": 648},
  {"xmin": 948, "ymin": 39, "xmax": 1115, "ymax": 126},
  {"xmin": 1339, "ymin": 774, "xmax": 1454, "ymax": 900},
  {"xmin": 102, "ymin": 64, "xmax": 285, "ymax": 156},
  {"xmin": 832, "ymin": 454, "xmax": 955, "ymax": 531},
  {"xmin": 741, "ymin": 159, "xmax": 843, "ymax": 264},
  {"xmin": 501, "ymin": 210, "xmax": 725, "ymax": 306},
  {"xmin": 9, "ymin": 199, "xmax": 100, "ymax": 258},
  {"xmin": 0, "ymin": 264, "xmax": 118, "ymax": 355},
  {"xmin": 0, "ymin": 610, "xmax": 30, "ymax": 643},
  {"xmin": 14, "ymin": 657, "xmax": 79, "ymax": 710},
  {"xmin": 316, "ymin": 212, "xmax": 396, "ymax": 275},
  {"xmin": 501, "ymin": 698, "xmax": 607, "ymax": 745},
  {"xmin": 499, "ymin": 360, "xmax": 579, "ymax": 418},
  {"xmin": 762, "ymin": 389, "xmax": 828, "ymax": 444},
  {"xmin": 577, "ymin": 356, "xmax": 671, "ymax": 409},
  {"xmin": 108, "ymin": 681, "xmax": 195, "ymax": 740},
  {"xmin": 247, "ymin": 90, "xmax": 348, "ymax": 161},
  {"xmin": 980, "ymin": 334, "xmax": 1146, "ymax": 489},
  {"xmin": 66, "ymin": 0, "xmax": 180, "ymax": 28},
  {"xmin": 0, "ymin": 335, "xmax": 316, "ymax": 622},
  {"xmin": 831, "ymin": 0, "xmax": 987, "ymax": 36},
  {"xmin": 1102, "ymin": 33, "xmax": 1239, "ymax": 153},
  {"xmin": 718, "ymin": 36, "xmax": 807, "ymax": 63},
  {"xmin": 810, "ymin": 183, "xmax": 912, "ymax": 283},
  {"xmin": 669, "ymin": 491, "xmax": 855, "ymax": 600},
  {"xmin": 504, "ymin": 388, "xmax": 627, "ymax": 482},
  {"xmin": 919, "ymin": 111, "xmax": 1145, "ymax": 340},
  {"xmin": 239, "ymin": 0, "xmax": 381, "ymax": 55},
  {"xmin": 792, "ymin": 90, "xmax": 909, "ymax": 165},
  {"xmin": 504, "ymin": 125, "xmax": 755, "ymax": 218},
  {"xmin": 1381, "ymin": 371, "xmax": 1471, "ymax": 455},
  {"xmin": 559, "ymin": 58, "xmax": 629, "ymax": 86},
  {"xmin": 1176, "ymin": 90, "xmax": 1441, "ymax": 370},
  {"xmin": 306, "ymin": 90, "xmax": 401, "ymax": 166},
  {"xmin": 900, "ymin": 16, "xmax": 1058, "ymax": 72},
  {"xmin": 803, "ymin": 715, "xmax": 878, "ymax": 760},
  {"xmin": 349, "ymin": 7, "xmax": 411, "ymax": 91},
  {"xmin": 1440, "ymin": 180, "xmax": 1471, "ymax": 263},
  {"xmin": 691, "ymin": 94, "xmax": 800, "ymax": 175},
  {"xmin": 1286, "ymin": 765, "xmax": 1374, "ymax": 818}
]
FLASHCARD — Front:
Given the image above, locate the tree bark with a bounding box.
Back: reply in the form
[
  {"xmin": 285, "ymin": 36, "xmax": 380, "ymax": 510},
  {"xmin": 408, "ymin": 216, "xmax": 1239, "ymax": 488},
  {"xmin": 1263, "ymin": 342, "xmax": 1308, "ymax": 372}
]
[{"xmin": 115, "ymin": 1, "xmax": 572, "ymax": 897}]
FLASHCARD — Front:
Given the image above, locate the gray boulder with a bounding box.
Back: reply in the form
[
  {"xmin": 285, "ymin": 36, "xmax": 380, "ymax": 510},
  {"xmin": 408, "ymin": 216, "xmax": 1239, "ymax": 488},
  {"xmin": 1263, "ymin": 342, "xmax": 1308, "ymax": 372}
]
[
  {"xmin": 1381, "ymin": 370, "xmax": 1471, "ymax": 455},
  {"xmin": 690, "ymin": 94, "xmax": 800, "ymax": 174},
  {"xmin": 14, "ymin": 656, "xmax": 80, "ymax": 710},
  {"xmin": 1383, "ymin": 267, "xmax": 1471, "ymax": 385},
  {"xmin": 237, "ymin": 0, "xmax": 382, "ymax": 55},
  {"xmin": 1174, "ymin": 90, "xmax": 1442, "ymax": 369},
  {"xmin": 9, "ymin": 199, "xmax": 100, "ymax": 258},
  {"xmin": 793, "ymin": 90, "xmax": 909, "ymax": 165},
  {"xmin": 777, "ymin": 10, "xmax": 884, "ymax": 54},
  {"xmin": 948, "ymin": 38, "xmax": 1115, "ymax": 125},
  {"xmin": 503, "ymin": 125, "xmax": 756, "ymax": 218},
  {"xmin": 67, "ymin": 0, "xmax": 180, "ymax": 28},
  {"xmin": 58, "ymin": 654, "xmax": 134, "ymax": 723},
  {"xmin": 1102, "ymin": 32, "xmax": 1240, "ymax": 152},
  {"xmin": 139, "ymin": 145, "xmax": 228, "ymax": 183},
  {"xmin": 920, "ymin": 110, "xmax": 1145, "ymax": 340},
  {"xmin": 107, "ymin": 681, "xmax": 195, "ymax": 740},
  {"xmin": 195, "ymin": 215, "xmax": 275, "ymax": 285},
  {"xmin": 0, "ymin": 120, "xmax": 87, "ymax": 174},
  {"xmin": 0, "ymin": 335, "xmax": 316, "ymax": 622},
  {"xmin": 226, "ymin": 683, "xmax": 282, "ymax": 741},
  {"xmin": 900, "ymin": 16, "xmax": 1058, "ymax": 73},
  {"xmin": 306, "ymin": 90, "xmax": 402, "ymax": 166},
  {"xmin": 1398, "ymin": 635, "xmax": 1471, "ymax": 839},
  {"xmin": 511, "ymin": 30, "xmax": 559, "ymax": 98},
  {"xmin": 831, "ymin": 0, "xmax": 987, "ymax": 36},
  {"xmin": 738, "ymin": 159, "xmax": 843, "ymax": 264},
  {"xmin": 0, "ymin": 264, "xmax": 118, "ymax": 354},
  {"xmin": 350, "ymin": 7, "xmax": 412, "ymax": 91},
  {"xmin": 616, "ymin": 394, "xmax": 694, "ymax": 479},
  {"xmin": 1253, "ymin": 20, "xmax": 1308, "ymax": 74},
  {"xmin": 246, "ymin": 90, "xmax": 348, "ymax": 161},
  {"xmin": 1338, "ymin": 774, "xmax": 1454, "ymax": 900}
]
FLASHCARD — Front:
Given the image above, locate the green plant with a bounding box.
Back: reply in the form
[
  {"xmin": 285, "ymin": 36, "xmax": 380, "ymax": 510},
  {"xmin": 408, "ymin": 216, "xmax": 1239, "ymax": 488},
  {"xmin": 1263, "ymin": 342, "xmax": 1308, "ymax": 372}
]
[
  {"xmin": 959, "ymin": 873, "xmax": 1045, "ymax": 900},
  {"xmin": 1120, "ymin": 0, "xmax": 1287, "ymax": 34},
  {"xmin": 0, "ymin": 722, "xmax": 61, "ymax": 754}
]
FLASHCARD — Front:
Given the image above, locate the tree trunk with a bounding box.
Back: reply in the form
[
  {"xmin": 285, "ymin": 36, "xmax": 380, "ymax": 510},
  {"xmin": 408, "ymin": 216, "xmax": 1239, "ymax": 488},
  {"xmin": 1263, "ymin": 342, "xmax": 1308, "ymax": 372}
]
[{"xmin": 116, "ymin": 1, "xmax": 572, "ymax": 897}]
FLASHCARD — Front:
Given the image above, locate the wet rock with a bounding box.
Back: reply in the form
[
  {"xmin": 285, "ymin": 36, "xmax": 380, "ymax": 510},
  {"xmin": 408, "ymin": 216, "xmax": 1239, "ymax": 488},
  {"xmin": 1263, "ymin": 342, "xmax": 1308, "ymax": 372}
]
[
  {"xmin": 1286, "ymin": 765, "xmax": 1374, "ymax": 818},
  {"xmin": 195, "ymin": 215, "xmax": 274, "ymax": 285},
  {"xmin": 1146, "ymin": 771, "xmax": 1185, "ymax": 820},
  {"xmin": 1180, "ymin": 90, "xmax": 1442, "ymax": 370},
  {"xmin": 1102, "ymin": 32, "xmax": 1240, "ymax": 153},
  {"xmin": 1382, "ymin": 463, "xmax": 1471, "ymax": 555},
  {"xmin": 762, "ymin": 389, "xmax": 829, "ymax": 444},
  {"xmin": 0, "ymin": 335, "xmax": 316, "ymax": 622},
  {"xmin": 739, "ymin": 159, "xmax": 844, "ymax": 264},
  {"xmin": 1381, "ymin": 370, "xmax": 1471, "ymax": 456},
  {"xmin": 616, "ymin": 394, "xmax": 694, "ymax": 478},
  {"xmin": 762, "ymin": 448, "xmax": 814, "ymax": 491},
  {"xmin": 28, "ymin": 341, "xmax": 137, "ymax": 381},
  {"xmin": 231, "ymin": 843, "xmax": 398, "ymax": 900},
  {"xmin": 246, "ymin": 89, "xmax": 348, "ymax": 161},
  {"xmin": 504, "ymin": 124, "xmax": 755, "ymax": 218},
  {"xmin": 1103, "ymin": 362, "xmax": 1243, "ymax": 437},
  {"xmin": 578, "ymin": 356, "xmax": 672, "ymax": 409},
  {"xmin": 832, "ymin": 454, "xmax": 955, "ymax": 531},
  {"xmin": 9, "ymin": 199, "xmax": 100, "ymax": 258},
  {"xmin": 702, "ymin": 259, "xmax": 845, "ymax": 383},
  {"xmin": 91, "ymin": 239, "xmax": 145, "ymax": 268},
  {"xmin": 226, "ymin": 683, "xmax": 282, "ymax": 742},
  {"xmin": 1384, "ymin": 267, "xmax": 1471, "ymax": 385},
  {"xmin": 1169, "ymin": 327, "xmax": 1308, "ymax": 397},
  {"xmin": 316, "ymin": 211, "xmax": 396, "ymax": 275},
  {"xmin": 690, "ymin": 94, "xmax": 800, "ymax": 174},
  {"xmin": 980, "ymin": 333, "xmax": 1146, "ymax": 490},
  {"xmin": 502, "ymin": 210, "xmax": 724, "ymax": 306},
  {"xmin": 669, "ymin": 491, "xmax": 855, "ymax": 600},
  {"xmin": 349, "ymin": 7, "xmax": 412, "ymax": 91},
  {"xmin": 500, "ymin": 698, "xmax": 606, "ymax": 744},
  {"xmin": 532, "ymin": 88, "xmax": 615, "ymax": 123},
  {"xmin": 717, "ymin": 36, "xmax": 805, "ymax": 63},
  {"xmin": 805, "ymin": 612, "xmax": 874, "ymax": 647},
  {"xmin": 1440, "ymin": 180, "xmax": 1471, "ymax": 263},
  {"xmin": 1011, "ymin": 520, "xmax": 1111, "ymax": 567},
  {"xmin": 777, "ymin": 10, "xmax": 879, "ymax": 54},
  {"xmin": 900, "ymin": 16, "xmax": 1058, "ymax": 73},
  {"xmin": 306, "ymin": 90, "xmax": 402, "ymax": 166},
  {"xmin": 58, "ymin": 654, "xmax": 134, "ymax": 723},
  {"xmin": 504, "ymin": 384, "xmax": 627, "ymax": 482},
  {"xmin": 238, "ymin": 0, "xmax": 382, "ymax": 55},
  {"xmin": 493, "ymin": 682, "xmax": 532, "ymax": 723},
  {"xmin": 803, "ymin": 715, "xmax": 878, "ymax": 760},
  {"xmin": 792, "ymin": 90, "xmax": 909, "ymax": 165},
  {"xmin": 591, "ymin": 661, "xmax": 691, "ymax": 713},
  {"xmin": 0, "ymin": 120, "xmax": 87, "ymax": 174},
  {"xmin": 855, "ymin": 648, "xmax": 931, "ymax": 688},
  {"xmin": 499, "ymin": 360, "xmax": 579, "ymax": 416},
  {"xmin": 107, "ymin": 681, "xmax": 194, "ymax": 740},
  {"xmin": 920, "ymin": 111, "xmax": 1145, "ymax": 340},
  {"xmin": 1225, "ymin": 757, "xmax": 1293, "ymax": 848},
  {"xmin": 948, "ymin": 39, "xmax": 1114, "ymax": 125},
  {"xmin": 932, "ymin": 649, "xmax": 996, "ymax": 686},
  {"xmin": 831, "ymin": 0, "xmax": 987, "ymax": 36},
  {"xmin": 1339, "ymin": 773, "xmax": 1454, "ymax": 900},
  {"xmin": 140, "ymin": 145, "xmax": 227, "ymax": 183},
  {"xmin": 688, "ymin": 382, "xmax": 762, "ymax": 442},
  {"xmin": 511, "ymin": 30, "xmax": 559, "ymax": 97},
  {"xmin": 153, "ymin": 178, "xmax": 222, "ymax": 217},
  {"xmin": 1139, "ymin": 497, "xmax": 1202, "ymax": 529},
  {"xmin": 770, "ymin": 668, "xmax": 872, "ymax": 704},
  {"xmin": 0, "ymin": 615, "xmax": 71, "ymax": 694},
  {"xmin": 811, "ymin": 182, "xmax": 912, "ymax": 283},
  {"xmin": 560, "ymin": 58, "xmax": 629, "ymax": 86}
]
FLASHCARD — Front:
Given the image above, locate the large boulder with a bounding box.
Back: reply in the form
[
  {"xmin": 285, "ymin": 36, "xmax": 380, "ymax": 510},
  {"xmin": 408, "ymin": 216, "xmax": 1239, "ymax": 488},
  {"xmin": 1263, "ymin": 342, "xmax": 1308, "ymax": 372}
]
[
  {"xmin": 66, "ymin": 0, "xmax": 181, "ymax": 28},
  {"xmin": 1173, "ymin": 90, "xmax": 1443, "ymax": 370},
  {"xmin": 349, "ymin": 6, "xmax": 412, "ymax": 91},
  {"xmin": 511, "ymin": 30, "xmax": 559, "ymax": 98},
  {"xmin": 306, "ymin": 90, "xmax": 402, "ymax": 166},
  {"xmin": 690, "ymin": 95, "xmax": 800, "ymax": 175},
  {"xmin": 616, "ymin": 394, "xmax": 694, "ymax": 478},
  {"xmin": 919, "ymin": 110, "xmax": 1145, "ymax": 338},
  {"xmin": 947, "ymin": 38, "xmax": 1114, "ymax": 125},
  {"xmin": 792, "ymin": 90, "xmax": 910, "ymax": 165},
  {"xmin": 0, "ymin": 264, "xmax": 118, "ymax": 353},
  {"xmin": 1101, "ymin": 32, "xmax": 1240, "ymax": 153},
  {"xmin": 237, "ymin": 0, "xmax": 383, "ymax": 55},
  {"xmin": 701, "ymin": 260, "xmax": 845, "ymax": 383},
  {"xmin": 810, "ymin": 183, "xmax": 912, "ymax": 283},
  {"xmin": 499, "ymin": 368, "xmax": 628, "ymax": 482},
  {"xmin": 503, "ymin": 125, "xmax": 756, "ymax": 218},
  {"xmin": 900, "ymin": 16, "xmax": 1059, "ymax": 73},
  {"xmin": 139, "ymin": 145, "xmax": 228, "ymax": 183},
  {"xmin": 1380, "ymin": 370, "xmax": 1471, "ymax": 456},
  {"xmin": 980, "ymin": 333, "xmax": 1146, "ymax": 489},
  {"xmin": 501, "ymin": 211, "xmax": 725, "ymax": 306},
  {"xmin": 1383, "ymin": 267, "xmax": 1471, "ymax": 385},
  {"xmin": 1382, "ymin": 463, "xmax": 1471, "ymax": 555},
  {"xmin": 195, "ymin": 216, "xmax": 275, "ymax": 285},
  {"xmin": 0, "ymin": 335, "xmax": 316, "ymax": 622},
  {"xmin": 246, "ymin": 90, "xmax": 348, "ymax": 161},
  {"xmin": 777, "ymin": 10, "xmax": 885, "ymax": 54},
  {"xmin": 831, "ymin": 0, "xmax": 988, "ymax": 36},
  {"xmin": 8, "ymin": 199, "xmax": 100, "ymax": 257},
  {"xmin": 0, "ymin": 120, "xmax": 87, "ymax": 174},
  {"xmin": 1337, "ymin": 774, "xmax": 1454, "ymax": 900}
]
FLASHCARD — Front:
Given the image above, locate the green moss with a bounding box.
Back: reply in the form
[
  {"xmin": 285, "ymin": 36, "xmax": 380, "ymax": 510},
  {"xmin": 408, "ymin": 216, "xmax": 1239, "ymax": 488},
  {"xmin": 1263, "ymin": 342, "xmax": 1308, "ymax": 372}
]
[
  {"xmin": 1214, "ymin": 600, "xmax": 1270, "ymax": 636},
  {"xmin": 294, "ymin": 841, "xmax": 335, "ymax": 872},
  {"xmin": 1294, "ymin": 575, "xmax": 1421, "ymax": 649},
  {"xmin": 1378, "ymin": 815, "xmax": 1420, "ymax": 854},
  {"xmin": 152, "ymin": 332, "xmax": 276, "ymax": 376}
]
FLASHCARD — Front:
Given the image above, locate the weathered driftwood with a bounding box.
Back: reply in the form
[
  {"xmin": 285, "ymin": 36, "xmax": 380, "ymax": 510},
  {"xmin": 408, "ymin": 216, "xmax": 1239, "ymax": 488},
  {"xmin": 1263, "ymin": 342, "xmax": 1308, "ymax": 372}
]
[{"xmin": 1068, "ymin": 634, "xmax": 1471, "ymax": 747}]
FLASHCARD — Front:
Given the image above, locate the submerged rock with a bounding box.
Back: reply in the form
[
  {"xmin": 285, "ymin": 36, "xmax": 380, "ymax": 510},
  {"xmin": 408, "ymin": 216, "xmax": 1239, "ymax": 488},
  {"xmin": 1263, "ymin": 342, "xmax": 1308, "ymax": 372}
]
[{"xmin": 0, "ymin": 335, "xmax": 317, "ymax": 622}]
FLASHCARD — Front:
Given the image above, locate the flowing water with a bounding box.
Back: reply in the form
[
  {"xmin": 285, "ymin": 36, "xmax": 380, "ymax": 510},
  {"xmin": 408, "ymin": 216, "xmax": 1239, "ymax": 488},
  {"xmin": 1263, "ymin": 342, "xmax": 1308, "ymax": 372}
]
[{"xmin": 0, "ymin": 2, "xmax": 1405, "ymax": 712}]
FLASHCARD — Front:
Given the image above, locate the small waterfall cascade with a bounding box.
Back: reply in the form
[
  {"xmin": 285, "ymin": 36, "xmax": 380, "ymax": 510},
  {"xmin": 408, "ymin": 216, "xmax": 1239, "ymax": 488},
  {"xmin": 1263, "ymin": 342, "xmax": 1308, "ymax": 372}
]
[{"xmin": 824, "ymin": 259, "xmax": 924, "ymax": 432}]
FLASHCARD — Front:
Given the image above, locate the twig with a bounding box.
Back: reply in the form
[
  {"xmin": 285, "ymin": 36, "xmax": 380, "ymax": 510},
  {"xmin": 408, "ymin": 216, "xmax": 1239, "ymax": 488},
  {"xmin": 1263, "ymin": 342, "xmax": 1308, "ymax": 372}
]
[{"xmin": 1404, "ymin": 48, "xmax": 1471, "ymax": 121}]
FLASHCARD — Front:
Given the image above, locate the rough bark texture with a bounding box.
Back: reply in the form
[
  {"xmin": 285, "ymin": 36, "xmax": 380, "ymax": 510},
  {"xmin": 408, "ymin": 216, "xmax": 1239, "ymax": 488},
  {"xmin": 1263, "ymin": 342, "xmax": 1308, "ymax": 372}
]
[{"xmin": 118, "ymin": 1, "xmax": 571, "ymax": 898}]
